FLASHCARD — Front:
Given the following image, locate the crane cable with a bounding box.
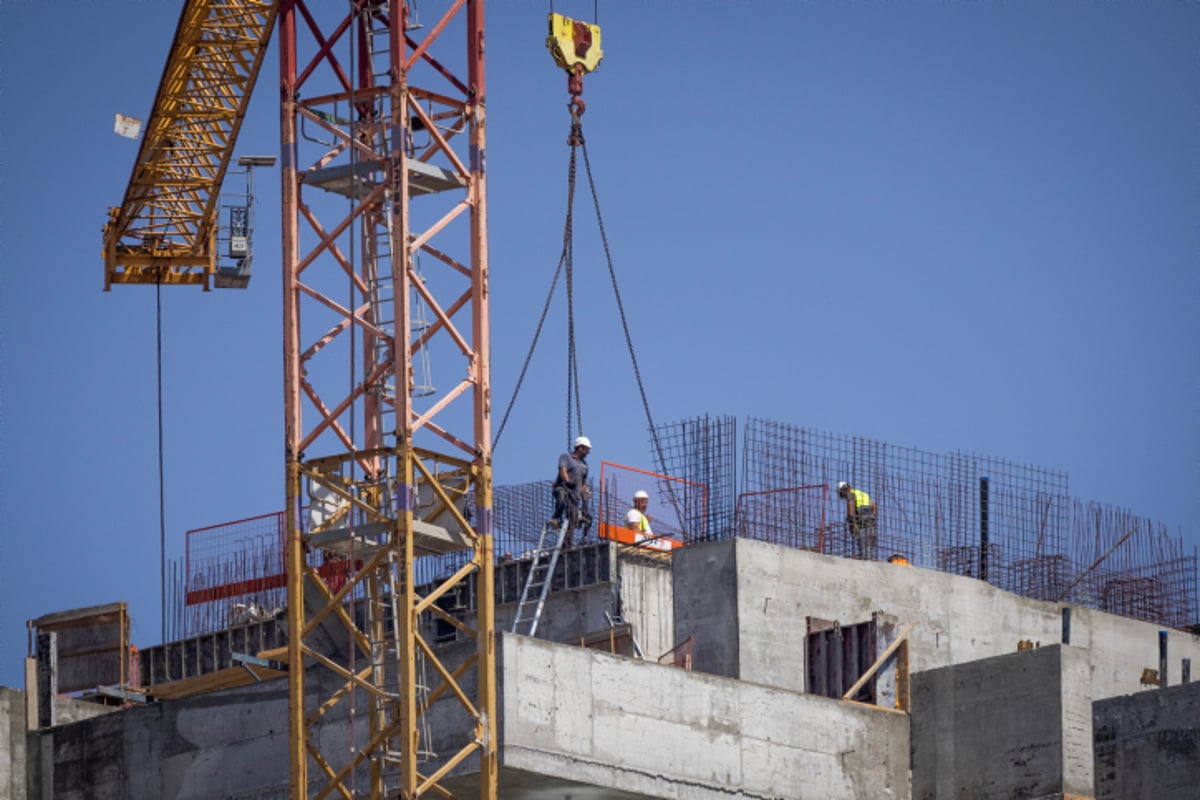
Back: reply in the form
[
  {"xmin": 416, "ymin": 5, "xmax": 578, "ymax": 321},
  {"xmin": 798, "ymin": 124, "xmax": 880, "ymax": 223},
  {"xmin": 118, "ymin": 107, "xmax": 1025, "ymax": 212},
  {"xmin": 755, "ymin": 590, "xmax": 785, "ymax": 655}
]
[
  {"xmin": 492, "ymin": 114, "xmax": 579, "ymax": 450},
  {"xmin": 155, "ymin": 281, "xmax": 167, "ymax": 644},
  {"xmin": 493, "ymin": 103, "xmax": 672, "ymax": 482}
]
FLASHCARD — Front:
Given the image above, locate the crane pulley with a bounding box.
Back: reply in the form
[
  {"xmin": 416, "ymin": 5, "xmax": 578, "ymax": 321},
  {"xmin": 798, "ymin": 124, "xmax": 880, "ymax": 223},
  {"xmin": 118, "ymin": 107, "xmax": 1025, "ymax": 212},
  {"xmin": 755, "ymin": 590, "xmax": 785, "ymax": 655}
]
[{"xmin": 546, "ymin": 11, "xmax": 603, "ymax": 121}]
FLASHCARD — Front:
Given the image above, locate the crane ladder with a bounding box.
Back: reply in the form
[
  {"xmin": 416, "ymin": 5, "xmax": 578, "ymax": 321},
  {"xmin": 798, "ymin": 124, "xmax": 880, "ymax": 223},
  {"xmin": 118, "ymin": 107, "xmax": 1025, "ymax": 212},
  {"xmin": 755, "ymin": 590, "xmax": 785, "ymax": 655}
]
[{"xmin": 511, "ymin": 519, "xmax": 569, "ymax": 637}]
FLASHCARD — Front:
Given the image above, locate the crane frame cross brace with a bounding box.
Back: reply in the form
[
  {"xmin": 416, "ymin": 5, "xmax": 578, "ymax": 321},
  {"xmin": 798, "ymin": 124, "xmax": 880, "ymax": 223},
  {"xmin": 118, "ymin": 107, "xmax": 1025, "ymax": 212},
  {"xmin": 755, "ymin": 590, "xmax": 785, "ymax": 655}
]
[{"xmin": 280, "ymin": 1, "xmax": 496, "ymax": 798}]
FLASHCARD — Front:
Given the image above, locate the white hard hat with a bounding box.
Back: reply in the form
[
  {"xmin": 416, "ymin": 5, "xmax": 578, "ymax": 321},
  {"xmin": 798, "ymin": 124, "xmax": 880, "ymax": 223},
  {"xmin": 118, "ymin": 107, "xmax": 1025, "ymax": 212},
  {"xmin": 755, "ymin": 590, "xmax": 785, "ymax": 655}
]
[
  {"xmin": 573, "ymin": 435, "xmax": 592, "ymax": 450},
  {"xmin": 633, "ymin": 490, "xmax": 649, "ymax": 500},
  {"xmin": 837, "ymin": 481, "xmax": 849, "ymax": 491}
]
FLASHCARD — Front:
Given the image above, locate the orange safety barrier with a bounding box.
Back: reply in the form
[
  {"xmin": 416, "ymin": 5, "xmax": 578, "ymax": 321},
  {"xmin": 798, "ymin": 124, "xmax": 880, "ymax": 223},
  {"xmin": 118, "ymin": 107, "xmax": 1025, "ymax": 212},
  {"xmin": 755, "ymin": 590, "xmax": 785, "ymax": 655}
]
[{"xmin": 598, "ymin": 522, "xmax": 682, "ymax": 551}]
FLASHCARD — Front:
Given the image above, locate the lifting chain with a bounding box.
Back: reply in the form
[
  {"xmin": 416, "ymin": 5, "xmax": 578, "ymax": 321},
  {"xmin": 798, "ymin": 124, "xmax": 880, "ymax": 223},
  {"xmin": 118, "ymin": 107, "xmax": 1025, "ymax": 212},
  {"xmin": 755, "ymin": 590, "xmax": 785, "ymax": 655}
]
[{"xmin": 496, "ymin": 59, "xmax": 677, "ymax": 526}]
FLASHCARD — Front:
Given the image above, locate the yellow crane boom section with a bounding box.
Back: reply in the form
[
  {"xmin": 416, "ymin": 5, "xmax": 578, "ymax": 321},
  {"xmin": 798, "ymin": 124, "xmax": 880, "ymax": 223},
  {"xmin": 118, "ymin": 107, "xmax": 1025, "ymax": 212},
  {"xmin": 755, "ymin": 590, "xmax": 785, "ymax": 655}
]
[{"xmin": 103, "ymin": 0, "xmax": 277, "ymax": 290}]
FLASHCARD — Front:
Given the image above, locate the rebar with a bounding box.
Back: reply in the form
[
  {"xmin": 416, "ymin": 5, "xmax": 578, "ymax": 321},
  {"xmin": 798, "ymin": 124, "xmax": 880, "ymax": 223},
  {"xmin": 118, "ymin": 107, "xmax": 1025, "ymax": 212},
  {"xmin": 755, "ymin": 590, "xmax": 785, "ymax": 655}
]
[{"xmin": 170, "ymin": 414, "xmax": 1199, "ymax": 636}]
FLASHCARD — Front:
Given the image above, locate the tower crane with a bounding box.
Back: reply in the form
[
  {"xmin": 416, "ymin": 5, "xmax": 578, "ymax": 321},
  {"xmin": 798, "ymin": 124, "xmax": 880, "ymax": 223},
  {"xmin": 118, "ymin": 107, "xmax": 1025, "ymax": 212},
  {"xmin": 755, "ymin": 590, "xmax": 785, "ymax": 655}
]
[{"xmin": 105, "ymin": 2, "xmax": 605, "ymax": 796}]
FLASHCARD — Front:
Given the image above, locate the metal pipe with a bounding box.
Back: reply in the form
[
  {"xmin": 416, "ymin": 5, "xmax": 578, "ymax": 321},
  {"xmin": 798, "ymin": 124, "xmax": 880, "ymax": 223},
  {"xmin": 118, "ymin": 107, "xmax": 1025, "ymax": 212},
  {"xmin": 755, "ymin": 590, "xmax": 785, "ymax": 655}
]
[
  {"xmin": 1159, "ymin": 630, "xmax": 1168, "ymax": 688},
  {"xmin": 979, "ymin": 476, "xmax": 990, "ymax": 582}
]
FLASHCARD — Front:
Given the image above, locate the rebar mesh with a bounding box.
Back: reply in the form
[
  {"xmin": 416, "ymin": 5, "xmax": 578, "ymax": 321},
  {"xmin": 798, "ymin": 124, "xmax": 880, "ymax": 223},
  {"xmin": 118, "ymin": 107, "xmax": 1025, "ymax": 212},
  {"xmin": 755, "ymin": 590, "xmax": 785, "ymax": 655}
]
[
  {"xmin": 651, "ymin": 414, "xmax": 738, "ymax": 542},
  {"xmin": 1070, "ymin": 500, "xmax": 1198, "ymax": 628},
  {"xmin": 182, "ymin": 512, "xmax": 288, "ymax": 636},
  {"xmin": 653, "ymin": 414, "xmax": 1197, "ymax": 629},
  {"xmin": 171, "ymin": 414, "xmax": 1199, "ymax": 636}
]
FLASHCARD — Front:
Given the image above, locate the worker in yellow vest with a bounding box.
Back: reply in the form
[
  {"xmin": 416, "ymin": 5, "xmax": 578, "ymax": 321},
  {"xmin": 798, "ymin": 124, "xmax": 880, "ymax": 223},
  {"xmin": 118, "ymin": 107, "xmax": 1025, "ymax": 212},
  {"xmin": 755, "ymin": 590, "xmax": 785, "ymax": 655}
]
[
  {"xmin": 626, "ymin": 490, "xmax": 671, "ymax": 550},
  {"xmin": 837, "ymin": 481, "xmax": 877, "ymax": 561}
]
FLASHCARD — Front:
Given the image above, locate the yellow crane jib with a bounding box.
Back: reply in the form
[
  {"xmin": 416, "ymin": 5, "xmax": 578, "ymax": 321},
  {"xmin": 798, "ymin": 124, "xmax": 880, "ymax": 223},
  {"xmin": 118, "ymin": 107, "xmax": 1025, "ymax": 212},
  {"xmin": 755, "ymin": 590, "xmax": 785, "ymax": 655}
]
[
  {"xmin": 547, "ymin": 13, "xmax": 603, "ymax": 76},
  {"xmin": 102, "ymin": 0, "xmax": 277, "ymax": 291}
]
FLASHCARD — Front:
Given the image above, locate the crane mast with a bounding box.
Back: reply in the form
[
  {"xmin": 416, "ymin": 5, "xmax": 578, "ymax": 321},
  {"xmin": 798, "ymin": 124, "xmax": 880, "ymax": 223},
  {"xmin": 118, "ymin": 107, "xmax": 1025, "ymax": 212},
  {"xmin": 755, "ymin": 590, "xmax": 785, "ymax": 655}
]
[
  {"xmin": 105, "ymin": 0, "xmax": 497, "ymax": 795},
  {"xmin": 279, "ymin": 2, "xmax": 495, "ymax": 798}
]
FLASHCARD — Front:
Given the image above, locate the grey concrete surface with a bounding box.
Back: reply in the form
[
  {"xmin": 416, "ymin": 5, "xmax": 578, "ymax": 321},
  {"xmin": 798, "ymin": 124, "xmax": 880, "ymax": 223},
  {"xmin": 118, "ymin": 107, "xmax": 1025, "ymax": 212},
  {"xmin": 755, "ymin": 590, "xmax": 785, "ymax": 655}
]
[
  {"xmin": 1, "ymin": 688, "xmax": 25, "ymax": 800},
  {"xmin": 12, "ymin": 535, "xmax": 1199, "ymax": 798},
  {"xmin": 1093, "ymin": 680, "xmax": 1200, "ymax": 800},
  {"xmin": 19, "ymin": 631, "xmax": 910, "ymax": 800},
  {"xmin": 674, "ymin": 538, "xmax": 1200, "ymax": 701},
  {"xmin": 911, "ymin": 645, "xmax": 1094, "ymax": 800},
  {"xmin": 26, "ymin": 676, "xmax": 293, "ymax": 800},
  {"xmin": 460, "ymin": 545, "xmax": 676, "ymax": 658},
  {"xmin": 496, "ymin": 634, "xmax": 910, "ymax": 800}
]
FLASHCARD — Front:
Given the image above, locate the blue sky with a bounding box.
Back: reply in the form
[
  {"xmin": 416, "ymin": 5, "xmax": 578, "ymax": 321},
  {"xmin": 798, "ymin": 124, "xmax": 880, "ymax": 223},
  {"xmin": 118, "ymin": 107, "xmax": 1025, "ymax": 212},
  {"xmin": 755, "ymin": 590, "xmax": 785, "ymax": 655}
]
[{"xmin": 1, "ymin": 0, "xmax": 1197, "ymax": 689}]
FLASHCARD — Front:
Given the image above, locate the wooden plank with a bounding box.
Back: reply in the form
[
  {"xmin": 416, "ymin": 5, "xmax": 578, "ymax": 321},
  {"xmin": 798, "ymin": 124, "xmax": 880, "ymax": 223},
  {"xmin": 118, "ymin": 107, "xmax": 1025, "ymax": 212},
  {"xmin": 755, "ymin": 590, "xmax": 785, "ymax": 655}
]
[
  {"xmin": 142, "ymin": 662, "xmax": 287, "ymax": 701},
  {"xmin": 841, "ymin": 623, "xmax": 915, "ymax": 702},
  {"xmin": 896, "ymin": 639, "xmax": 911, "ymax": 712}
]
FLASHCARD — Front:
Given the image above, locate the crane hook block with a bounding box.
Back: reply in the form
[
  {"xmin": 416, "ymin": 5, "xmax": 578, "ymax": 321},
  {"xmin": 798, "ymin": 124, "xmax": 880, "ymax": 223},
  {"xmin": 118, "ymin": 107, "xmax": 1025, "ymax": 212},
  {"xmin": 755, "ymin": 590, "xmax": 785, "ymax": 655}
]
[{"xmin": 547, "ymin": 13, "xmax": 603, "ymax": 75}]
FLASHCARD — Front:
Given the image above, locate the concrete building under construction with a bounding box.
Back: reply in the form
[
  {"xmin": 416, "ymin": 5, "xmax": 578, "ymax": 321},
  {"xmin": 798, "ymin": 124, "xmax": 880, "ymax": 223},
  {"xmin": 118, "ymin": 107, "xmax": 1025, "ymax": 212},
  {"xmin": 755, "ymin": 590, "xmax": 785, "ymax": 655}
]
[
  {"xmin": 5, "ymin": 2, "xmax": 1198, "ymax": 799},
  {"xmin": 6, "ymin": 414, "xmax": 1200, "ymax": 798}
]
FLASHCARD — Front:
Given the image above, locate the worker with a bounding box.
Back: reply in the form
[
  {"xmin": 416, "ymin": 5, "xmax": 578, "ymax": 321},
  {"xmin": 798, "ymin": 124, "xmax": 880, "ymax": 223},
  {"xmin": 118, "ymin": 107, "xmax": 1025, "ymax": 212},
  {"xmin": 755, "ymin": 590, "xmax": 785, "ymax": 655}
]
[
  {"xmin": 551, "ymin": 435, "xmax": 592, "ymax": 545},
  {"xmin": 624, "ymin": 494, "xmax": 672, "ymax": 551},
  {"xmin": 837, "ymin": 481, "xmax": 877, "ymax": 561},
  {"xmin": 887, "ymin": 553, "xmax": 911, "ymax": 566}
]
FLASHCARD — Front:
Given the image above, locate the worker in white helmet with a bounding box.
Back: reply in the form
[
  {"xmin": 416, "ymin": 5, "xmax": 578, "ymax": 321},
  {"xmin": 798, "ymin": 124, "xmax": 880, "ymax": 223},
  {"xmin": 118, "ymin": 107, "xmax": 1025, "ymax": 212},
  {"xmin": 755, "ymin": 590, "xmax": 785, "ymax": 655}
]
[
  {"xmin": 625, "ymin": 490, "xmax": 654, "ymax": 538},
  {"xmin": 624, "ymin": 489, "xmax": 670, "ymax": 550},
  {"xmin": 837, "ymin": 480, "xmax": 877, "ymax": 560},
  {"xmin": 551, "ymin": 435, "xmax": 592, "ymax": 545}
]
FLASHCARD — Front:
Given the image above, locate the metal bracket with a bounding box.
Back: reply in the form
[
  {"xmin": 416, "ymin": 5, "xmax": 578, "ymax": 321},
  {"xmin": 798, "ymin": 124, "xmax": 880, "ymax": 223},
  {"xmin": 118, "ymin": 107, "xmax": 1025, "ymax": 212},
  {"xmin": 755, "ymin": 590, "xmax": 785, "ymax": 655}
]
[
  {"xmin": 232, "ymin": 651, "xmax": 288, "ymax": 683},
  {"xmin": 96, "ymin": 685, "xmax": 150, "ymax": 704}
]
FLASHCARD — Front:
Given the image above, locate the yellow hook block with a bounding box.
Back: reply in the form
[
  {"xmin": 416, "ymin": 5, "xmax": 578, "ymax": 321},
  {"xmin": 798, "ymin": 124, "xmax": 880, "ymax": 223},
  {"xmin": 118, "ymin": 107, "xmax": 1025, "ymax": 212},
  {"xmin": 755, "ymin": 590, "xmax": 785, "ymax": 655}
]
[{"xmin": 547, "ymin": 12, "xmax": 603, "ymax": 75}]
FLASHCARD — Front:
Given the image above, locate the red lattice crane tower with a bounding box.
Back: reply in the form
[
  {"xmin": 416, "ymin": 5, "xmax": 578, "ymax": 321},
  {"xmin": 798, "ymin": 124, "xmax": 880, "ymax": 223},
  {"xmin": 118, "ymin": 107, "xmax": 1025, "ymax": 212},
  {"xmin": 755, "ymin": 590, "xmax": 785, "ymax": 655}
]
[
  {"xmin": 104, "ymin": 1, "xmax": 497, "ymax": 797},
  {"xmin": 278, "ymin": 2, "xmax": 496, "ymax": 797}
]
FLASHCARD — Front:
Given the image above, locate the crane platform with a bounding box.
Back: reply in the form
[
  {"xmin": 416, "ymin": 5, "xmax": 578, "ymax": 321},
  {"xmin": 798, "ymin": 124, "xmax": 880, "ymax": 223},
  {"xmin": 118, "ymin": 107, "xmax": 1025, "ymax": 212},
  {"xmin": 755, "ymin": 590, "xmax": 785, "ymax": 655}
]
[
  {"xmin": 307, "ymin": 518, "xmax": 471, "ymax": 558},
  {"xmin": 305, "ymin": 159, "xmax": 466, "ymax": 199}
]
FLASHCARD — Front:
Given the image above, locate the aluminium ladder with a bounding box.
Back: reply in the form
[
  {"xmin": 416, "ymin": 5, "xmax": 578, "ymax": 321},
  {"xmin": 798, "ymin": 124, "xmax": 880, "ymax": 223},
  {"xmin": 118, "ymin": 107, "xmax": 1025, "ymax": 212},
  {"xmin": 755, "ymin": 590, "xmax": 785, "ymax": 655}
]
[{"xmin": 510, "ymin": 519, "xmax": 570, "ymax": 637}]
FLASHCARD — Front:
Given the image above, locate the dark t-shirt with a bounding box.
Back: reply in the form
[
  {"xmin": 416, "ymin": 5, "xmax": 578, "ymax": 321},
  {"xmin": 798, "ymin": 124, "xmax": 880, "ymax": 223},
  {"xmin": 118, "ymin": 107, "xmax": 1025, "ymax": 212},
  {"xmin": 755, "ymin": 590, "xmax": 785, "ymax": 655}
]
[{"xmin": 555, "ymin": 451, "xmax": 588, "ymax": 494}]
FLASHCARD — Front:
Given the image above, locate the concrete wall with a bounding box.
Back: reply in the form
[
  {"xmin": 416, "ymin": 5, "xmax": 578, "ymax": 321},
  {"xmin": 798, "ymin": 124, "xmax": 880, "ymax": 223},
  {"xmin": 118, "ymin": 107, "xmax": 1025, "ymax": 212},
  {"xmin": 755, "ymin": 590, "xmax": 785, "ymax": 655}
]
[
  {"xmin": 672, "ymin": 538, "xmax": 739, "ymax": 679},
  {"xmin": 674, "ymin": 538, "xmax": 1200, "ymax": 700},
  {"xmin": 22, "ymin": 631, "xmax": 908, "ymax": 800},
  {"xmin": 911, "ymin": 645, "xmax": 1094, "ymax": 799},
  {"xmin": 453, "ymin": 544, "xmax": 675, "ymax": 659},
  {"xmin": 1, "ymin": 688, "xmax": 26, "ymax": 800},
  {"xmin": 497, "ymin": 633, "xmax": 910, "ymax": 800},
  {"xmin": 1093, "ymin": 680, "xmax": 1200, "ymax": 800},
  {"xmin": 614, "ymin": 553, "xmax": 675, "ymax": 660},
  {"xmin": 26, "ymin": 677, "xmax": 293, "ymax": 799}
]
